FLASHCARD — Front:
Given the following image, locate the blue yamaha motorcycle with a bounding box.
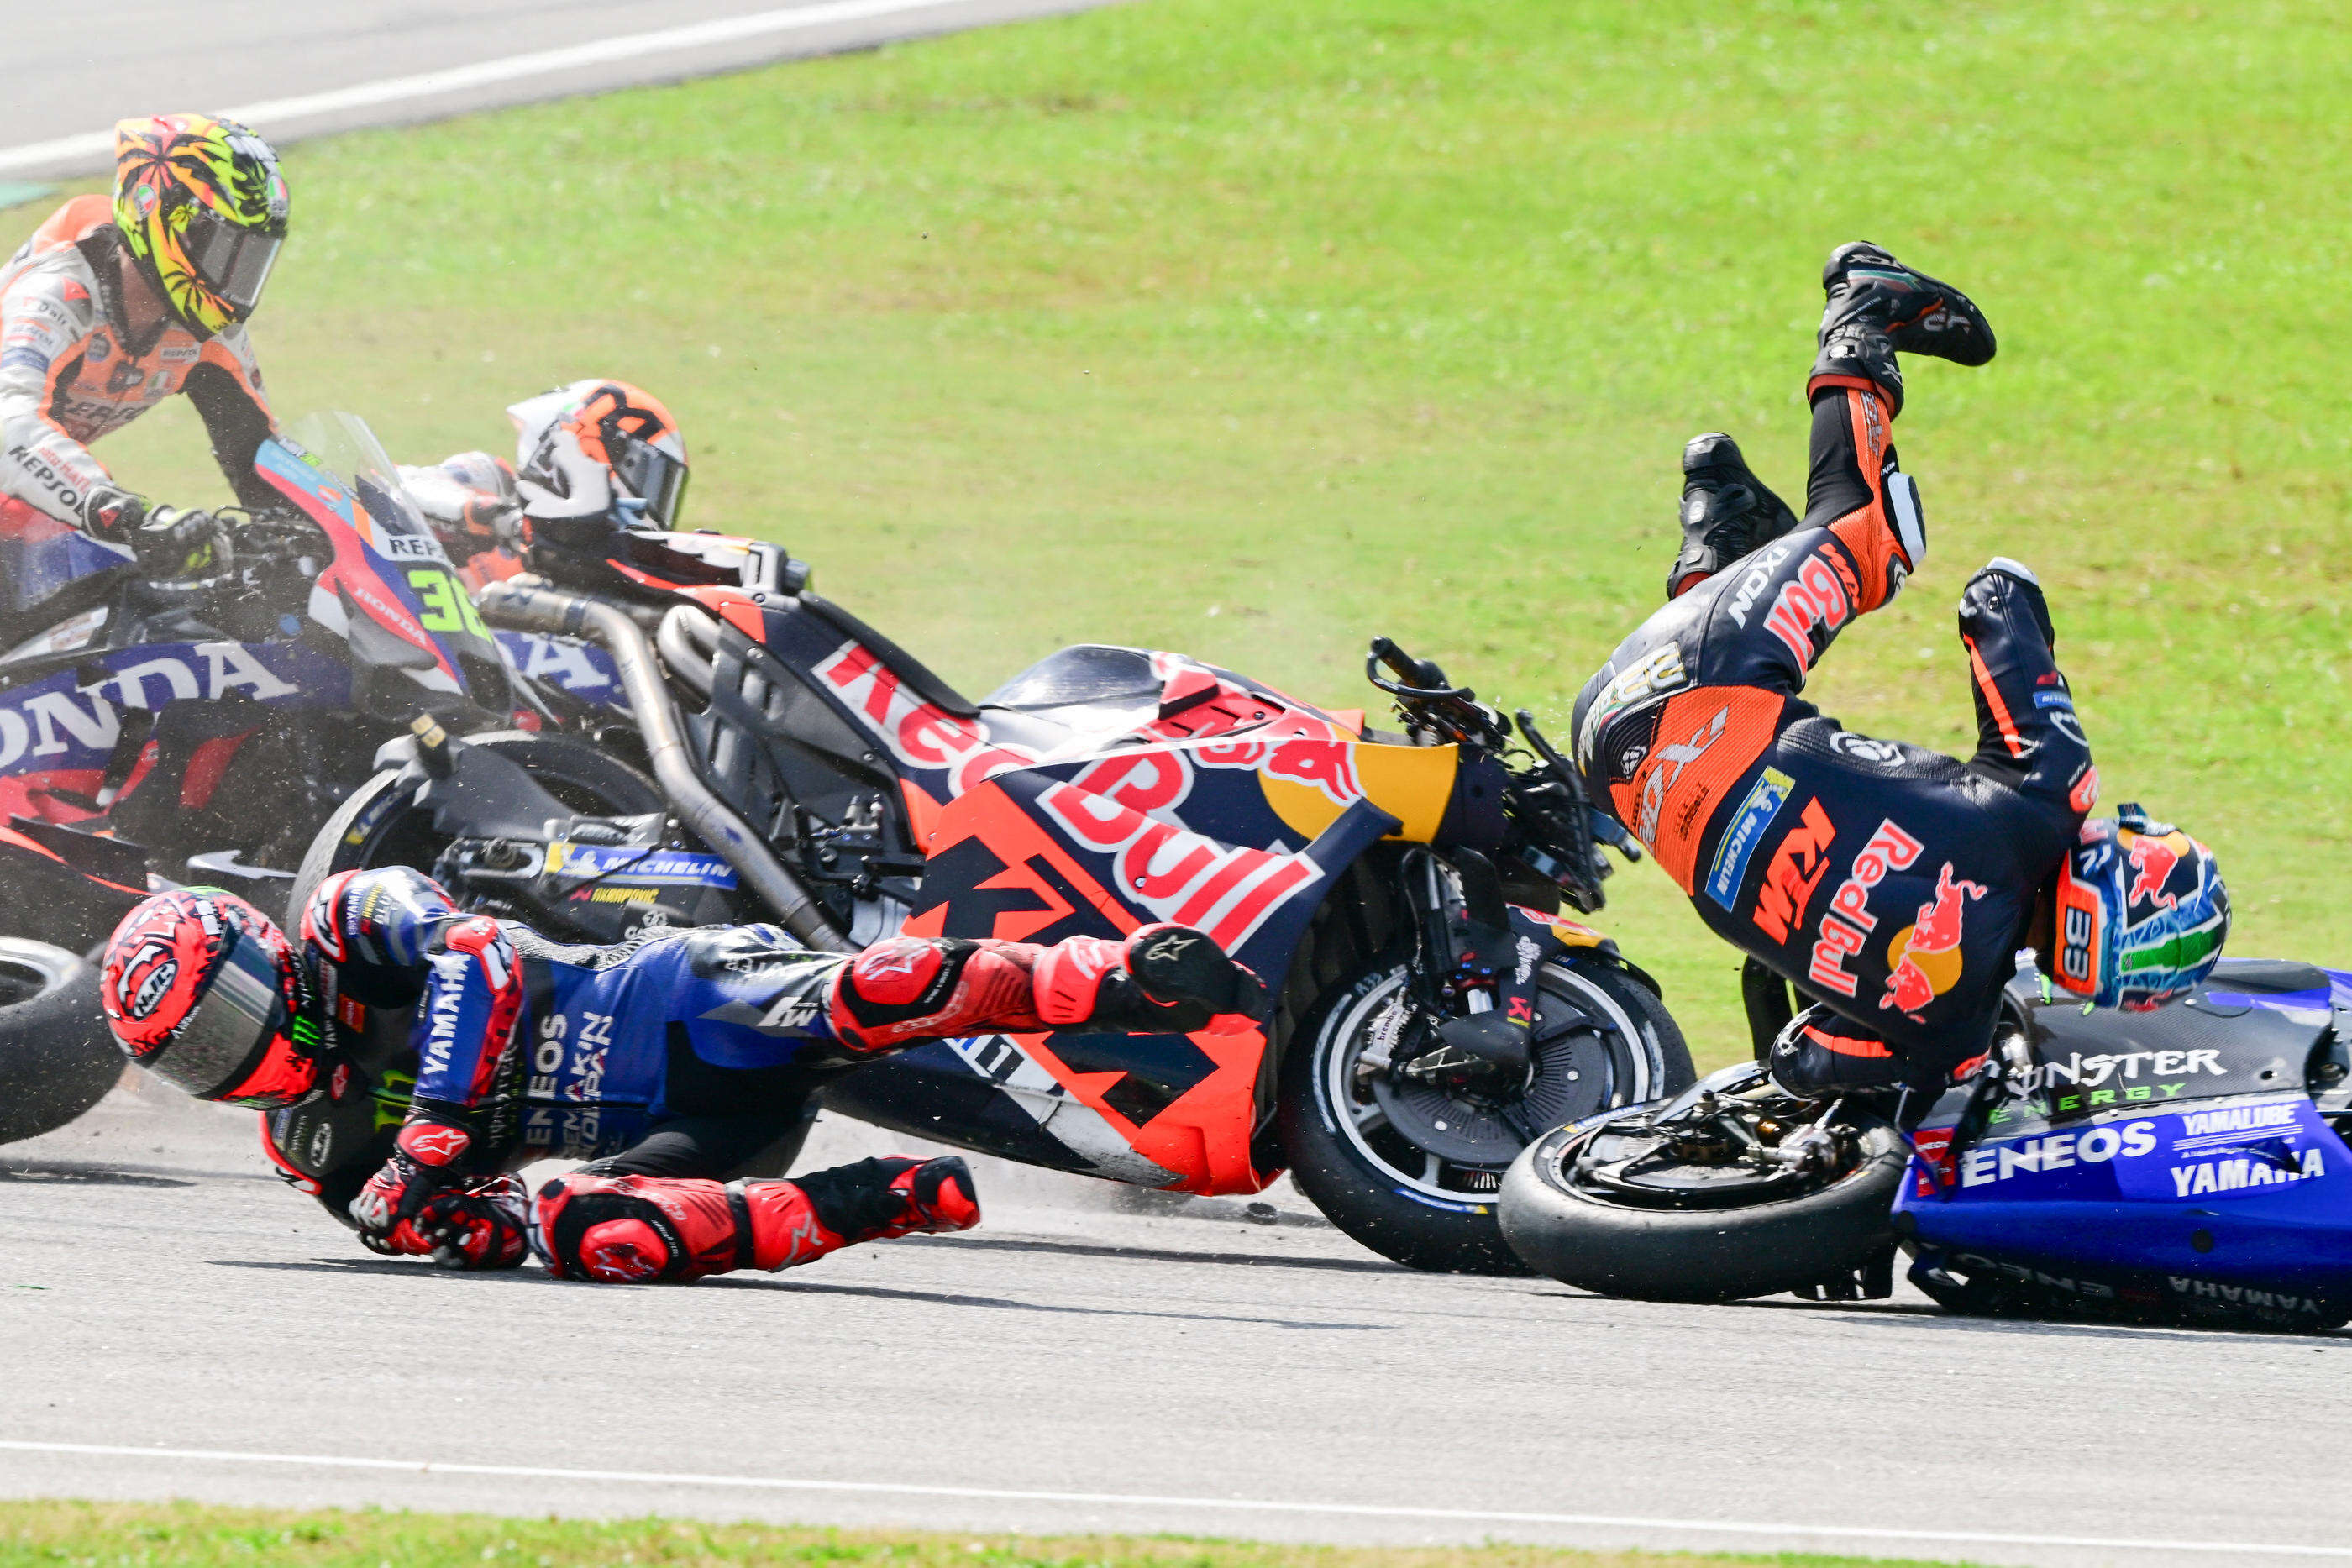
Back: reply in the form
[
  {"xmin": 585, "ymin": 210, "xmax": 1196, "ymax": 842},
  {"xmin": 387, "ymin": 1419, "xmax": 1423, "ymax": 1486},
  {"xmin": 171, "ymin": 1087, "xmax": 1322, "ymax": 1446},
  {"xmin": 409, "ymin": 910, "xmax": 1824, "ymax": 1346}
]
[
  {"xmin": 0, "ymin": 412, "xmax": 648, "ymax": 1145},
  {"xmin": 1499, "ymin": 955, "xmax": 2352, "ymax": 1331}
]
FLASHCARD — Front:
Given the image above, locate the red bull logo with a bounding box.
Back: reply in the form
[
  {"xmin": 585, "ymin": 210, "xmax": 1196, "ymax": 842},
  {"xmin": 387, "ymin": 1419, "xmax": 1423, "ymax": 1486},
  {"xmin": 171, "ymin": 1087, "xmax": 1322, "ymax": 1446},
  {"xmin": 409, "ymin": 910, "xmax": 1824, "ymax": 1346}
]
[
  {"xmin": 1880, "ymin": 862, "xmax": 1988, "ymax": 1017},
  {"xmin": 2128, "ymin": 834, "xmax": 2181, "ymax": 912}
]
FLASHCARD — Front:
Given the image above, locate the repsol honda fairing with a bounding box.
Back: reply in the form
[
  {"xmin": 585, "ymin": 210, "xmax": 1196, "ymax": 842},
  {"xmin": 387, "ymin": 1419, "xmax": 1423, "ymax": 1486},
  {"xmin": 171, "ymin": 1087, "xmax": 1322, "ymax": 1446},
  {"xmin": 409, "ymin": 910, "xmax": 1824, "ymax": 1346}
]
[
  {"xmin": 1500, "ymin": 954, "xmax": 2352, "ymax": 1330},
  {"xmin": 0, "ymin": 413, "xmax": 635, "ymax": 1146},
  {"xmin": 297, "ymin": 544, "xmax": 1696, "ymax": 1272}
]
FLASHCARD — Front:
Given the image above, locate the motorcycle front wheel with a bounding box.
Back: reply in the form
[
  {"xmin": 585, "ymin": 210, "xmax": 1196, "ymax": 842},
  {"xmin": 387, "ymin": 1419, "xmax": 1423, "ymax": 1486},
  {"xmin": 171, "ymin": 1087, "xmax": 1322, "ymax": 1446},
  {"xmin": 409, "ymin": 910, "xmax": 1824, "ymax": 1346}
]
[
  {"xmin": 1499, "ymin": 1098, "xmax": 1909, "ymax": 1303},
  {"xmin": 1278, "ymin": 953, "xmax": 1691, "ymax": 1274},
  {"xmin": 0, "ymin": 939, "xmax": 119, "ymax": 1146}
]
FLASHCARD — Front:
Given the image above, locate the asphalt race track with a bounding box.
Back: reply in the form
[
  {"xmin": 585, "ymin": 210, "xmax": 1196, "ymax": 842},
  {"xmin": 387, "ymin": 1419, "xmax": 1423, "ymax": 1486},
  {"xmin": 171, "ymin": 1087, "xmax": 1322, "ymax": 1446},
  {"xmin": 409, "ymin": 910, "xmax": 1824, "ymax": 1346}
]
[
  {"xmin": 4, "ymin": 7, "xmax": 2351, "ymax": 1566},
  {"xmin": 0, "ymin": 0, "xmax": 1122, "ymax": 182},
  {"xmin": 5, "ymin": 1076, "xmax": 2351, "ymax": 1568}
]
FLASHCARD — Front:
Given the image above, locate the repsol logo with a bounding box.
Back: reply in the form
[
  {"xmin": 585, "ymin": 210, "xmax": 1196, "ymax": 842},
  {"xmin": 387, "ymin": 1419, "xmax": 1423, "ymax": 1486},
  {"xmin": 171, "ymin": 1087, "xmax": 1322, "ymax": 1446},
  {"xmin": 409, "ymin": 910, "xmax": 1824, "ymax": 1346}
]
[{"xmin": 0, "ymin": 644, "xmax": 297, "ymax": 769}]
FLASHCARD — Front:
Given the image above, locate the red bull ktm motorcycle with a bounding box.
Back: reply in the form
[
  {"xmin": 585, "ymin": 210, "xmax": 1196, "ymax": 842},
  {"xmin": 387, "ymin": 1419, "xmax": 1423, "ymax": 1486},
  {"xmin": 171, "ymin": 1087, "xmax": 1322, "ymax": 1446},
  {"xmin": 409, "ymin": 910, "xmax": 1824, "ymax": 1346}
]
[
  {"xmin": 0, "ymin": 413, "xmax": 643, "ymax": 1146},
  {"xmin": 292, "ymin": 534, "xmax": 1694, "ymax": 1272}
]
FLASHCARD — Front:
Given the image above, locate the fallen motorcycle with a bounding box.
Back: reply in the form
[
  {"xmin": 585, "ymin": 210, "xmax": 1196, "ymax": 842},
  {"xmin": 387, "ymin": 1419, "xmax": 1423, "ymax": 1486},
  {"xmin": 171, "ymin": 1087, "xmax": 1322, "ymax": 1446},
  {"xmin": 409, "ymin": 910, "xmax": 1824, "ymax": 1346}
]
[
  {"xmin": 0, "ymin": 412, "xmax": 650, "ymax": 1146},
  {"xmin": 1500, "ymin": 953, "xmax": 2352, "ymax": 1330},
  {"xmin": 291, "ymin": 534, "xmax": 1693, "ymax": 1272}
]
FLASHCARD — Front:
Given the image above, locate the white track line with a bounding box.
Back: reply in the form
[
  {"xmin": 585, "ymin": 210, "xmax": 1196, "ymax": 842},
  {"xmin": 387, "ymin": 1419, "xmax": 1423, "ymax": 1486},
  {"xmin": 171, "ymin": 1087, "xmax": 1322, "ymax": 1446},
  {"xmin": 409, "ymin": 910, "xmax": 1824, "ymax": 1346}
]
[
  {"xmin": 0, "ymin": 0, "xmax": 986, "ymax": 176},
  {"xmin": 0, "ymin": 1440, "xmax": 2344, "ymax": 1560}
]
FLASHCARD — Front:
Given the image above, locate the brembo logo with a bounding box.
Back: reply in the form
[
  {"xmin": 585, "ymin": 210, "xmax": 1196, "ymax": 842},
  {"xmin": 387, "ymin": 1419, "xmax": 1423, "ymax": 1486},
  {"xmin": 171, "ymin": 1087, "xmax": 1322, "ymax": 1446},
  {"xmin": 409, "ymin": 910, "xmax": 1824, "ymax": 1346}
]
[{"xmin": 0, "ymin": 644, "xmax": 297, "ymax": 769}]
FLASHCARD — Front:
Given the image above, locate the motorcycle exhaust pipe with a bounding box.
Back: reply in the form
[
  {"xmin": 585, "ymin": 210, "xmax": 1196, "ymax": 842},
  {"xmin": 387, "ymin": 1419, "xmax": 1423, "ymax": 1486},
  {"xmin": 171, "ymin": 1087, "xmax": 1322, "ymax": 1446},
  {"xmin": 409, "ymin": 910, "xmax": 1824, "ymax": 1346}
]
[
  {"xmin": 476, "ymin": 579, "xmax": 853, "ymax": 953},
  {"xmin": 654, "ymin": 602, "xmax": 718, "ymax": 703}
]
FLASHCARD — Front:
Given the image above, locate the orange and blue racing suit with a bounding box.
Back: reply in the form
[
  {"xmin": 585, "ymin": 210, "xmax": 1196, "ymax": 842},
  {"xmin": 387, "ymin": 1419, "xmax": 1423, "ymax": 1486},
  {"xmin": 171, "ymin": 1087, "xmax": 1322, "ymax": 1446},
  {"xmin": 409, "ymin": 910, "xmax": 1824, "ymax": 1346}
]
[
  {"xmin": 1571, "ymin": 383, "xmax": 2101, "ymax": 1089},
  {"xmin": 0, "ymin": 196, "xmax": 276, "ymax": 627}
]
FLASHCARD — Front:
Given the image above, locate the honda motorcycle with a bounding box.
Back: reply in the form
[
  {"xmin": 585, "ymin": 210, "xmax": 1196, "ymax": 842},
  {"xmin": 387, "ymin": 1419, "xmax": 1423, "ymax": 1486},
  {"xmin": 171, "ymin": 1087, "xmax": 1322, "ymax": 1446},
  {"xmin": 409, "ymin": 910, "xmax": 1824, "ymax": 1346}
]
[
  {"xmin": 291, "ymin": 534, "xmax": 1694, "ymax": 1272},
  {"xmin": 0, "ymin": 412, "xmax": 645, "ymax": 1146},
  {"xmin": 1500, "ymin": 954, "xmax": 2352, "ymax": 1331}
]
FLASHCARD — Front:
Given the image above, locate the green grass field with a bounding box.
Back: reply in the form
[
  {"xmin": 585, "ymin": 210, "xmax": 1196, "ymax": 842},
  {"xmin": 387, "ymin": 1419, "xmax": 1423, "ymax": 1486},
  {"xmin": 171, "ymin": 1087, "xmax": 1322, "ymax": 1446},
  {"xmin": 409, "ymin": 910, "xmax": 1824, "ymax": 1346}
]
[
  {"xmin": 8, "ymin": 0, "xmax": 2346, "ymax": 1065},
  {"xmin": 0, "ymin": 1502, "xmax": 1978, "ymax": 1568}
]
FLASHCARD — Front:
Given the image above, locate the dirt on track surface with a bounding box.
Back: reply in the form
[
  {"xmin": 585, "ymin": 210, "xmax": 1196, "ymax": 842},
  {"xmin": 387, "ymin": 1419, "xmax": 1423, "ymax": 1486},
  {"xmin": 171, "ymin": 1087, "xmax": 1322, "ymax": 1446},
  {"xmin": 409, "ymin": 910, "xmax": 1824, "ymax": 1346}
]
[{"xmin": 4, "ymin": 1078, "xmax": 2352, "ymax": 1568}]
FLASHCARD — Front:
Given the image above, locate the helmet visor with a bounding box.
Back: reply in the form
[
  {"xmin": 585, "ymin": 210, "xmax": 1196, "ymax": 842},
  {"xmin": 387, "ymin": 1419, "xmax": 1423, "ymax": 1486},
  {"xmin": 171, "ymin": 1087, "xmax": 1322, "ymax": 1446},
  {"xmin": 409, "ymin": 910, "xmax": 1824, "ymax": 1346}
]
[
  {"xmin": 144, "ymin": 923, "xmax": 289, "ymax": 1099},
  {"xmin": 182, "ymin": 203, "xmax": 281, "ymax": 318},
  {"xmin": 612, "ymin": 435, "xmax": 687, "ymax": 529}
]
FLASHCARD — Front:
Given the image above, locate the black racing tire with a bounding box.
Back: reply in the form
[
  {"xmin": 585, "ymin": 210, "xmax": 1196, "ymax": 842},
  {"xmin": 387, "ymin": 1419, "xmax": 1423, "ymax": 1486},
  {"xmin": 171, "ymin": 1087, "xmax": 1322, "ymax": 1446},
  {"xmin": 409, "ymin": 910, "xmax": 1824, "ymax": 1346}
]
[
  {"xmin": 1499, "ymin": 1112, "xmax": 1908, "ymax": 1303},
  {"xmin": 1278, "ymin": 954, "xmax": 1693, "ymax": 1275},
  {"xmin": 286, "ymin": 731, "xmax": 664, "ymax": 926},
  {"xmin": 0, "ymin": 940, "xmax": 119, "ymax": 1146}
]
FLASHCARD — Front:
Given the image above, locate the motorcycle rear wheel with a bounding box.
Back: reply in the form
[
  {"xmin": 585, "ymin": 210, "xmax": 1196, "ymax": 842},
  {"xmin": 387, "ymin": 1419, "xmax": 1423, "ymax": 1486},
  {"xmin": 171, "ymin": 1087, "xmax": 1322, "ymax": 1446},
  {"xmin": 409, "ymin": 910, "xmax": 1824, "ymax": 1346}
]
[
  {"xmin": 285, "ymin": 731, "xmax": 665, "ymax": 927},
  {"xmin": 1278, "ymin": 953, "xmax": 1691, "ymax": 1274},
  {"xmin": 0, "ymin": 939, "xmax": 119, "ymax": 1147},
  {"xmin": 1499, "ymin": 1106, "xmax": 1908, "ymax": 1303}
]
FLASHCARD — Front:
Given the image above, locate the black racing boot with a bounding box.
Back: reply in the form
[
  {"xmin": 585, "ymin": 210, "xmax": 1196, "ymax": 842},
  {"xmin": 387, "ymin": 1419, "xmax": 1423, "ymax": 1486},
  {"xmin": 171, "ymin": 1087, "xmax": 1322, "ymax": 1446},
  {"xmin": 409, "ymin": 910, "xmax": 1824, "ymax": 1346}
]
[
  {"xmin": 1809, "ymin": 242, "xmax": 1997, "ymax": 415},
  {"xmin": 1666, "ymin": 432, "xmax": 1801, "ymax": 600}
]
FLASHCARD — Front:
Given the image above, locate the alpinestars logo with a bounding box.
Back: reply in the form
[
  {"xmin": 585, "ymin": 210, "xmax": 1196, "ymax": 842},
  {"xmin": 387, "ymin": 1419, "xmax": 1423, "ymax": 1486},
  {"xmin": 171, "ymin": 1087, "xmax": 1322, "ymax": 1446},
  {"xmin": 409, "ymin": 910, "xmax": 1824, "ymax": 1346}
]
[{"xmin": 1142, "ymin": 930, "xmax": 1198, "ymax": 964}]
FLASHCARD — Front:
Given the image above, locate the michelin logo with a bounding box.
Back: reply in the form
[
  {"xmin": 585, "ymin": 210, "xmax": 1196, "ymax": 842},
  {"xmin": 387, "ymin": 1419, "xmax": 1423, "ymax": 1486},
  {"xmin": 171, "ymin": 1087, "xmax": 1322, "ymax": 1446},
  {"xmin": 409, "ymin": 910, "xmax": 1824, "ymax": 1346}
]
[{"xmin": 1705, "ymin": 768, "xmax": 1792, "ymax": 911}]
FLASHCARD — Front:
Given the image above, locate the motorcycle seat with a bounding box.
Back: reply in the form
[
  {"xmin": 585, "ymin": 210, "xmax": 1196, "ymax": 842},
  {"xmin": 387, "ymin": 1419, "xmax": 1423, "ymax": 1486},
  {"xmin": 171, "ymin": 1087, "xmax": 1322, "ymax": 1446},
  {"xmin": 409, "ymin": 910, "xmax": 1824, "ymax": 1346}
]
[
  {"xmin": 973, "ymin": 644, "xmax": 1165, "ymax": 752},
  {"xmin": 2204, "ymin": 957, "xmax": 2334, "ymax": 998}
]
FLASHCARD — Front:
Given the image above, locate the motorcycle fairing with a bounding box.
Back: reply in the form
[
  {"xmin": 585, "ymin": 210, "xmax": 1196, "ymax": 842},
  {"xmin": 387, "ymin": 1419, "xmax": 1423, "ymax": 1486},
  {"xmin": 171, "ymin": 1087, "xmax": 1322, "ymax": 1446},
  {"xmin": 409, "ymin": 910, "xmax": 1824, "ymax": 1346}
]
[
  {"xmin": 493, "ymin": 631, "xmax": 627, "ymax": 712},
  {"xmin": 1898, "ymin": 958, "xmax": 2352, "ymax": 1324},
  {"xmin": 254, "ymin": 436, "xmax": 496, "ymax": 701},
  {"xmin": 855, "ymin": 765, "xmax": 1398, "ymax": 1193},
  {"xmin": 0, "ymin": 636, "xmax": 346, "ymax": 824},
  {"xmin": 0, "ymin": 501, "xmax": 133, "ymax": 614}
]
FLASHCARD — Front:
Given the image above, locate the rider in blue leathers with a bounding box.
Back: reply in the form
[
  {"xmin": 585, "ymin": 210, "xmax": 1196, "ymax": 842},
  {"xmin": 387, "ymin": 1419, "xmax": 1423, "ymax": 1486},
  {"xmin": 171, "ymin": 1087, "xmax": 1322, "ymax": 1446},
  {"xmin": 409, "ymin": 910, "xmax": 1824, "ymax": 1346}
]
[{"xmin": 101, "ymin": 868, "xmax": 1265, "ymax": 1282}]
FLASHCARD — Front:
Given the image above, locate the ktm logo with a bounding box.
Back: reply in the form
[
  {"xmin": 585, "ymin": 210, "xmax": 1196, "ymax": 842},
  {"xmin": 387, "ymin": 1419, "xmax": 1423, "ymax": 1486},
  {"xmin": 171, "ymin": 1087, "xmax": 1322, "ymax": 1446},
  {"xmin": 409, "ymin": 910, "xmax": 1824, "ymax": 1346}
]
[{"xmin": 1752, "ymin": 798, "xmax": 1836, "ymax": 943}]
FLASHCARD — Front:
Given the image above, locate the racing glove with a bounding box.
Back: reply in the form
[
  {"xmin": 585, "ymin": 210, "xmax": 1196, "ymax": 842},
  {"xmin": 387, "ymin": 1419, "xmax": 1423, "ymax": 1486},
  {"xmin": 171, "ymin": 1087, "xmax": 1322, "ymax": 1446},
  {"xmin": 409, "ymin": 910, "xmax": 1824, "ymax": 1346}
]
[
  {"xmin": 78, "ymin": 483, "xmax": 148, "ymax": 537},
  {"xmin": 351, "ymin": 1120, "xmax": 528, "ymax": 1270},
  {"xmin": 131, "ymin": 506, "xmax": 229, "ymax": 579}
]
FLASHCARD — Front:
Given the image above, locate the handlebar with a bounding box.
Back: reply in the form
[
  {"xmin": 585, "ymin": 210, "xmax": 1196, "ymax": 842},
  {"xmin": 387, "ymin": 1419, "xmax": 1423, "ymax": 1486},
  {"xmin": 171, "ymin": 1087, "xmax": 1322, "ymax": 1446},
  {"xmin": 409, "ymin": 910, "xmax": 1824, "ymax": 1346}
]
[{"xmin": 1364, "ymin": 632, "xmax": 1636, "ymax": 914}]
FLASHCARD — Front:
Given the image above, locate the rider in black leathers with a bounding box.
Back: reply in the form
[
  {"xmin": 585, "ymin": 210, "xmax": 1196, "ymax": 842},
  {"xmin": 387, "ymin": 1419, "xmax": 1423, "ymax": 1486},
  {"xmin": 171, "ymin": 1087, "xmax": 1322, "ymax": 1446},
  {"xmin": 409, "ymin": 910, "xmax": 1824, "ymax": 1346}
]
[{"xmin": 1572, "ymin": 243, "xmax": 2225, "ymax": 1099}]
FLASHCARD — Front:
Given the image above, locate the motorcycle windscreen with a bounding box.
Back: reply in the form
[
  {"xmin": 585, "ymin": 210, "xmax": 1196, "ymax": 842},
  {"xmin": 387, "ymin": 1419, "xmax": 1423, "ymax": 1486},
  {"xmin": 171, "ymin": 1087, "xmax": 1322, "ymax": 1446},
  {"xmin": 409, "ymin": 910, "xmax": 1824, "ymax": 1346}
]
[{"xmin": 284, "ymin": 412, "xmax": 509, "ymax": 706}]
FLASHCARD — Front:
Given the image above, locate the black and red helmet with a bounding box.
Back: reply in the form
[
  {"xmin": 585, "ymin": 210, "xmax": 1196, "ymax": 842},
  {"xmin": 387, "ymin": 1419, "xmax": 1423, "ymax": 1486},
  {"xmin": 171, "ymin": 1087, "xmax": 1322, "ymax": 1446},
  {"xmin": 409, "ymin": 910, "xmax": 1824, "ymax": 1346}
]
[{"xmin": 101, "ymin": 889, "xmax": 321, "ymax": 1107}]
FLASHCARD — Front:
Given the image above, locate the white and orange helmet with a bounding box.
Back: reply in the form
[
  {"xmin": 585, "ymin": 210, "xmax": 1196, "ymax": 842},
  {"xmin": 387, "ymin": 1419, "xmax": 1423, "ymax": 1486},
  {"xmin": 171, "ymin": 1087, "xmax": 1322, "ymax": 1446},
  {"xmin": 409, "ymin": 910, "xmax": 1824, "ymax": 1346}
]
[{"xmin": 507, "ymin": 380, "xmax": 689, "ymax": 533}]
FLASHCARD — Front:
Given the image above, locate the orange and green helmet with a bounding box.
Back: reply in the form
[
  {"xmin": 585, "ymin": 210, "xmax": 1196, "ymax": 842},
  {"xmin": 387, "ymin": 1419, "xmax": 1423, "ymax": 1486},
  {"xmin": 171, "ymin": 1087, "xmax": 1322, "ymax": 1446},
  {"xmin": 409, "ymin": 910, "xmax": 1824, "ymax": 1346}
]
[{"xmin": 112, "ymin": 113, "xmax": 290, "ymax": 336}]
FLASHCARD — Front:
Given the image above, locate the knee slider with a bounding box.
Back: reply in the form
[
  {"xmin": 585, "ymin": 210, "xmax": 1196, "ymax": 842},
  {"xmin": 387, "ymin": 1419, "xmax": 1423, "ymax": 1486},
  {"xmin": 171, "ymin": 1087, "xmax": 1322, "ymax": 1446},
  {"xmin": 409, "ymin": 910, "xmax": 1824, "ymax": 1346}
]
[{"xmin": 1887, "ymin": 470, "xmax": 1925, "ymax": 575}]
